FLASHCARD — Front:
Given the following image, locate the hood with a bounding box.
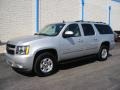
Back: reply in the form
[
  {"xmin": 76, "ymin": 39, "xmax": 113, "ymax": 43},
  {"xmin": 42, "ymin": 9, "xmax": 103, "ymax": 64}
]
[{"xmin": 8, "ymin": 35, "xmax": 49, "ymax": 45}]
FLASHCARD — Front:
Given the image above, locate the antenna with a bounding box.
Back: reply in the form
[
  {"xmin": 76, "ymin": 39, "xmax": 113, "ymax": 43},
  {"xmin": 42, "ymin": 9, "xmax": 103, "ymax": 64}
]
[{"xmin": 63, "ymin": 20, "xmax": 65, "ymax": 23}]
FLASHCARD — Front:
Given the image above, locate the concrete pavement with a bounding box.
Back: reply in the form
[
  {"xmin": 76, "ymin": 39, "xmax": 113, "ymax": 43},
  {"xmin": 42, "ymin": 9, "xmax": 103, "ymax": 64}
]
[{"xmin": 0, "ymin": 43, "xmax": 120, "ymax": 90}]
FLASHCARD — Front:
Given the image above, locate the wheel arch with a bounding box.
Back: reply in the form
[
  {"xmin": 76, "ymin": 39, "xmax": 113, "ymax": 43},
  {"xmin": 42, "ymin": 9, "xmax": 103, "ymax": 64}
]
[
  {"xmin": 32, "ymin": 48, "xmax": 58, "ymax": 70},
  {"xmin": 101, "ymin": 41, "xmax": 110, "ymax": 49}
]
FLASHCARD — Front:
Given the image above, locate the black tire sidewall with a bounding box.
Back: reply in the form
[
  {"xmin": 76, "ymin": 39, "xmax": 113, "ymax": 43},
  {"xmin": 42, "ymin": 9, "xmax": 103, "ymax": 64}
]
[
  {"xmin": 34, "ymin": 52, "xmax": 57, "ymax": 76},
  {"xmin": 98, "ymin": 46, "xmax": 109, "ymax": 61}
]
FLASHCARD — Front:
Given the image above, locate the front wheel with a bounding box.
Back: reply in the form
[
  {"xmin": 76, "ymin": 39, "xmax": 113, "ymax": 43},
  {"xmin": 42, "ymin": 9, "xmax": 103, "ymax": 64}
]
[
  {"xmin": 34, "ymin": 52, "xmax": 57, "ymax": 76},
  {"xmin": 97, "ymin": 45, "xmax": 109, "ymax": 61}
]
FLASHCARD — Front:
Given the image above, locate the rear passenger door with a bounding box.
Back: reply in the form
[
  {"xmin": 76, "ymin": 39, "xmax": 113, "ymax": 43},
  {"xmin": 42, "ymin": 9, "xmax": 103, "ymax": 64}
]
[{"xmin": 81, "ymin": 24, "xmax": 99, "ymax": 55}]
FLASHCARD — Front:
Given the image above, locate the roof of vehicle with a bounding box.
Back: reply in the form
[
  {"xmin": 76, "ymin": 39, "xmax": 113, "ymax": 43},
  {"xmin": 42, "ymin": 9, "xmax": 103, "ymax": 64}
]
[
  {"xmin": 75, "ymin": 20, "xmax": 106, "ymax": 24},
  {"xmin": 61, "ymin": 20, "xmax": 107, "ymax": 25},
  {"xmin": 51, "ymin": 20, "xmax": 108, "ymax": 25}
]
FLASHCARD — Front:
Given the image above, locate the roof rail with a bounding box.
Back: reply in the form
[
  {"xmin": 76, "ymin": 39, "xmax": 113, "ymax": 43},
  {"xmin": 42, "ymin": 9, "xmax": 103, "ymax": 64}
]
[
  {"xmin": 75, "ymin": 20, "xmax": 84, "ymax": 22},
  {"xmin": 75, "ymin": 20, "xmax": 106, "ymax": 24}
]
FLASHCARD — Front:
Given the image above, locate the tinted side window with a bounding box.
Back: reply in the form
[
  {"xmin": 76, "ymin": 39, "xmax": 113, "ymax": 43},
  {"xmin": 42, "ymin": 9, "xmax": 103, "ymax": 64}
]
[
  {"xmin": 65, "ymin": 24, "xmax": 81, "ymax": 37},
  {"xmin": 82, "ymin": 24, "xmax": 95, "ymax": 36},
  {"xmin": 95, "ymin": 24, "xmax": 113, "ymax": 34}
]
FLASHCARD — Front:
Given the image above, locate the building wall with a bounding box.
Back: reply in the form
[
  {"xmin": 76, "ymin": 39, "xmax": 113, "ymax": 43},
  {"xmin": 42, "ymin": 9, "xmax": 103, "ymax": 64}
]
[
  {"xmin": 40, "ymin": 0, "xmax": 120, "ymax": 31},
  {"xmin": 84, "ymin": 0, "xmax": 111, "ymax": 22},
  {"xmin": 0, "ymin": 0, "xmax": 35, "ymax": 41},
  {"xmin": 40, "ymin": 0, "xmax": 80, "ymax": 29},
  {"xmin": 40, "ymin": 0, "xmax": 111, "ymax": 28},
  {"xmin": 111, "ymin": 1, "xmax": 120, "ymax": 31},
  {"xmin": 0, "ymin": 0, "xmax": 120, "ymax": 41}
]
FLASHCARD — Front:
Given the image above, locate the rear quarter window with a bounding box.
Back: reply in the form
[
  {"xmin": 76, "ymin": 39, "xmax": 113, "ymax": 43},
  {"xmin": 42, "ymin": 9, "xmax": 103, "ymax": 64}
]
[{"xmin": 95, "ymin": 24, "xmax": 113, "ymax": 34}]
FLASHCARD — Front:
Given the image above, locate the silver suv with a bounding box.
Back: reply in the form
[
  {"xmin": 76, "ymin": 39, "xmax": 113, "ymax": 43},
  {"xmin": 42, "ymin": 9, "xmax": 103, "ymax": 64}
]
[{"xmin": 5, "ymin": 21, "xmax": 115, "ymax": 76}]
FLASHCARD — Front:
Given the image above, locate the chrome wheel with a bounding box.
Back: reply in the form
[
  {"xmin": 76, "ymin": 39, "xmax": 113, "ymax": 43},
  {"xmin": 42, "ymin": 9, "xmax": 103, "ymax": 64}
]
[
  {"xmin": 101, "ymin": 49, "xmax": 108, "ymax": 59},
  {"xmin": 40, "ymin": 58, "xmax": 53, "ymax": 73}
]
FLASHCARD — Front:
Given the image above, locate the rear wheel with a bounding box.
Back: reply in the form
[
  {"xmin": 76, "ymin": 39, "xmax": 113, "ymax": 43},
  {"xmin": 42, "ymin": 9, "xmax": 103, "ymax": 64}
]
[
  {"xmin": 34, "ymin": 52, "xmax": 57, "ymax": 76},
  {"xmin": 97, "ymin": 45, "xmax": 109, "ymax": 61}
]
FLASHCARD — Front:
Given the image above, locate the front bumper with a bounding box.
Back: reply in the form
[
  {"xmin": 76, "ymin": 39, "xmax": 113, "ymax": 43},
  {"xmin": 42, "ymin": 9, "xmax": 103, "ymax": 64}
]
[{"xmin": 5, "ymin": 53, "xmax": 34, "ymax": 71}]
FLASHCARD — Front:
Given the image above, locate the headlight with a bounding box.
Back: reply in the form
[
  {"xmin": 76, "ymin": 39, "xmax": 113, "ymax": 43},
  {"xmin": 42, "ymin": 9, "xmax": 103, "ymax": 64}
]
[{"xmin": 16, "ymin": 46, "xmax": 30, "ymax": 55}]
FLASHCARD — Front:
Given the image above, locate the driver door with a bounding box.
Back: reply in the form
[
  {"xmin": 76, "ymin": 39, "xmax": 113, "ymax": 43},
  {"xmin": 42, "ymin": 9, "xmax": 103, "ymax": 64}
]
[{"xmin": 60, "ymin": 23, "xmax": 84, "ymax": 60}]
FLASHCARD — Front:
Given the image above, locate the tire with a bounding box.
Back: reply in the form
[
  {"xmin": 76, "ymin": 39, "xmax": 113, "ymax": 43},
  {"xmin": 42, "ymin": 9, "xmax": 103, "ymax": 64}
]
[
  {"xmin": 34, "ymin": 52, "xmax": 57, "ymax": 76},
  {"xmin": 97, "ymin": 45, "xmax": 109, "ymax": 61}
]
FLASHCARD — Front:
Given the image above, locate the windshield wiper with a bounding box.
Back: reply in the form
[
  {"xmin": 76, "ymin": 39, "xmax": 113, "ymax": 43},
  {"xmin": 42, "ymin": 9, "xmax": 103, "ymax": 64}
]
[
  {"xmin": 39, "ymin": 33, "xmax": 50, "ymax": 36},
  {"xmin": 34, "ymin": 33, "xmax": 39, "ymax": 35},
  {"xmin": 35, "ymin": 33, "xmax": 51, "ymax": 36},
  {"xmin": 34, "ymin": 33, "xmax": 56, "ymax": 36}
]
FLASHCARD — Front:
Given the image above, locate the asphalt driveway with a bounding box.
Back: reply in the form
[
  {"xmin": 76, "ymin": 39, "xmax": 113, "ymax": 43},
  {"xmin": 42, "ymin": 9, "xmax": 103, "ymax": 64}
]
[{"xmin": 0, "ymin": 43, "xmax": 120, "ymax": 90}]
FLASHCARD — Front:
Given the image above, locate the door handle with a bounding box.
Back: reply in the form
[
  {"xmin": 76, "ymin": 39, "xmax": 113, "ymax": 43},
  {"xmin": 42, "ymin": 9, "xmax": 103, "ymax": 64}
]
[
  {"xmin": 78, "ymin": 39, "xmax": 83, "ymax": 43},
  {"xmin": 94, "ymin": 38, "xmax": 98, "ymax": 41}
]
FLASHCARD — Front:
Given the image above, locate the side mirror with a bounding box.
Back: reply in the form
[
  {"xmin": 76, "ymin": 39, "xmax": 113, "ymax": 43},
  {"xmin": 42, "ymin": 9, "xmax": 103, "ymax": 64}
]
[
  {"xmin": 34, "ymin": 33, "xmax": 38, "ymax": 35},
  {"xmin": 63, "ymin": 31, "xmax": 74, "ymax": 38}
]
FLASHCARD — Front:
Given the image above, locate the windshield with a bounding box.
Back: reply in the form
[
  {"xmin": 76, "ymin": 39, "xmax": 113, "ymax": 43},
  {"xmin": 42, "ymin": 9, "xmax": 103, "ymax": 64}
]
[{"xmin": 37, "ymin": 24, "xmax": 65, "ymax": 36}]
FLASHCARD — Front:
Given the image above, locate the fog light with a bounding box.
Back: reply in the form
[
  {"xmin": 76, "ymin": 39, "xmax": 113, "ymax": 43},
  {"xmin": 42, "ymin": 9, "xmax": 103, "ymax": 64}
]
[{"xmin": 17, "ymin": 64, "xmax": 23, "ymax": 68}]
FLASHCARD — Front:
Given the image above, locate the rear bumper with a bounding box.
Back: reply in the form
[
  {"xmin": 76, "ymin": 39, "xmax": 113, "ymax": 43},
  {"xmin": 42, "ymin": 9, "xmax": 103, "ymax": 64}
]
[{"xmin": 5, "ymin": 53, "xmax": 34, "ymax": 71}]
